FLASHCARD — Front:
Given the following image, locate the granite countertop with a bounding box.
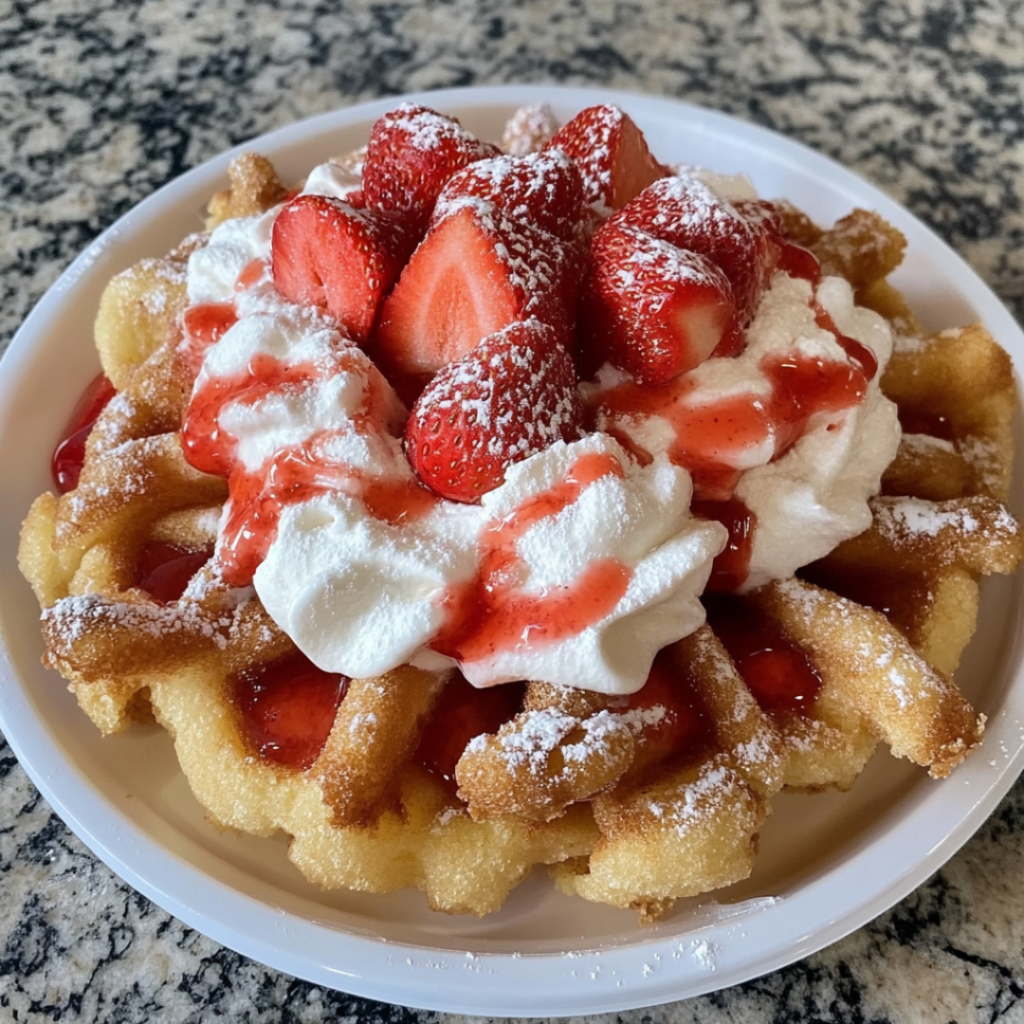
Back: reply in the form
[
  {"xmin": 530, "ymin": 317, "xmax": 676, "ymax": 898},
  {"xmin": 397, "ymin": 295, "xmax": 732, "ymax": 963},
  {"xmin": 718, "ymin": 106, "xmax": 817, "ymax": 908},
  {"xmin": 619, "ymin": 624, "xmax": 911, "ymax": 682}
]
[{"xmin": 3, "ymin": 1, "xmax": 1024, "ymax": 1021}]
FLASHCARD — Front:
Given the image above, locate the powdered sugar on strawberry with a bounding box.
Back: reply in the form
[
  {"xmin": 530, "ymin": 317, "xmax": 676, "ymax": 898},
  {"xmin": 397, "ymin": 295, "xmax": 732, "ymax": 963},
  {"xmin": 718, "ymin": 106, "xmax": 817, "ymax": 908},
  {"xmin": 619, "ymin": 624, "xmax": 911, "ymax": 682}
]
[{"xmin": 405, "ymin": 320, "xmax": 583, "ymax": 501}]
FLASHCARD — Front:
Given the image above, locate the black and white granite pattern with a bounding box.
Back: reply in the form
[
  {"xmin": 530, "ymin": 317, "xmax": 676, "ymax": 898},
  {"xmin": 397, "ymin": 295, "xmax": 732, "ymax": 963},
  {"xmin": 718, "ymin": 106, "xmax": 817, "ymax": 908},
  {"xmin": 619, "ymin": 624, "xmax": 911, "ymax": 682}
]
[{"xmin": 3, "ymin": 1, "xmax": 1024, "ymax": 1020}]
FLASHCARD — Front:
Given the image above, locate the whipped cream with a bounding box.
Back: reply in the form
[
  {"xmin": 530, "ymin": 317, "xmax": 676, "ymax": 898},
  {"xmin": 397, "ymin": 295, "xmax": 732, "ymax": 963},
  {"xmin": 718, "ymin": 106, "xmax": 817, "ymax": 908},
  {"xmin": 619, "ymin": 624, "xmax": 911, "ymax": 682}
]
[
  {"xmin": 182, "ymin": 162, "xmax": 900, "ymax": 692},
  {"xmin": 736, "ymin": 275, "xmax": 900, "ymax": 588},
  {"xmin": 256, "ymin": 433, "xmax": 726, "ymax": 693}
]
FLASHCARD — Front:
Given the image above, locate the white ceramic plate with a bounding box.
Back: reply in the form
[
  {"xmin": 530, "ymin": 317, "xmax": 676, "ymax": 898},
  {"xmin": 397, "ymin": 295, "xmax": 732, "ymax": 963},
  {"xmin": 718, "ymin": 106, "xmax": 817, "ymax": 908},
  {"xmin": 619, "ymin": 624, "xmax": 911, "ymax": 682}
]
[{"xmin": 1, "ymin": 85, "xmax": 1023, "ymax": 1017}]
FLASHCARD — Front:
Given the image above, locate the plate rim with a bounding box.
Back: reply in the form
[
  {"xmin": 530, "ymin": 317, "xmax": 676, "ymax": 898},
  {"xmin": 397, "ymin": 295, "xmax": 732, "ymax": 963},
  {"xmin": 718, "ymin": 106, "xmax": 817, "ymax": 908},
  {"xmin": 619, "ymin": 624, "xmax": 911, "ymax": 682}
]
[{"xmin": 2, "ymin": 82, "xmax": 1024, "ymax": 1016}]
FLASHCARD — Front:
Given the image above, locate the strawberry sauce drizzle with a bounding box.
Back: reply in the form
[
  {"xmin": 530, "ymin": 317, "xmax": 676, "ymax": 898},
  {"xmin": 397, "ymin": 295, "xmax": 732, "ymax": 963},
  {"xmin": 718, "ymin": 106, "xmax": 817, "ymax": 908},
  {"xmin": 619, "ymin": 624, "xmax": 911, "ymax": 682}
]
[
  {"xmin": 415, "ymin": 673, "xmax": 526, "ymax": 788},
  {"xmin": 233, "ymin": 651, "xmax": 349, "ymax": 770},
  {"xmin": 236, "ymin": 258, "xmax": 269, "ymax": 291},
  {"xmin": 812, "ymin": 301, "xmax": 878, "ymax": 381},
  {"xmin": 594, "ymin": 348, "xmax": 869, "ymax": 505},
  {"xmin": 778, "ymin": 240, "xmax": 877, "ymax": 380},
  {"xmin": 625, "ymin": 647, "xmax": 713, "ymax": 758},
  {"xmin": 704, "ymin": 593, "xmax": 822, "ymax": 716},
  {"xmin": 180, "ymin": 303, "xmax": 239, "ymax": 376},
  {"xmin": 181, "ymin": 354, "xmax": 321, "ymax": 476},
  {"xmin": 217, "ymin": 445, "xmax": 438, "ymax": 586},
  {"xmin": 692, "ymin": 499, "xmax": 756, "ymax": 592},
  {"xmin": 776, "ymin": 241, "xmax": 822, "ymax": 284},
  {"xmin": 135, "ymin": 542, "xmax": 213, "ymax": 604},
  {"xmin": 181, "ymin": 333, "xmax": 428, "ymax": 586},
  {"xmin": 593, "ymin": 381, "xmax": 774, "ymax": 501},
  {"xmin": 51, "ymin": 373, "xmax": 117, "ymax": 493},
  {"xmin": 178, "ymin": 260, "xmax": 269, "ymax": 376},
  {"xmin": 431, "ymin": 453, "xmax": 633, "ymax": 663}
]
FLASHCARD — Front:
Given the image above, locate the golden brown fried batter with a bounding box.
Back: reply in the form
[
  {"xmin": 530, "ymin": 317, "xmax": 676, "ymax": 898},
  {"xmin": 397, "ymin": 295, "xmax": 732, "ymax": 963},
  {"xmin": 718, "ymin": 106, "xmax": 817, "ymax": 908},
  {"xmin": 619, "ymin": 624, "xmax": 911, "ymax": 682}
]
[{"xmin": 17, "ymin": 127, "xmax": 1021, "ymax": 920}]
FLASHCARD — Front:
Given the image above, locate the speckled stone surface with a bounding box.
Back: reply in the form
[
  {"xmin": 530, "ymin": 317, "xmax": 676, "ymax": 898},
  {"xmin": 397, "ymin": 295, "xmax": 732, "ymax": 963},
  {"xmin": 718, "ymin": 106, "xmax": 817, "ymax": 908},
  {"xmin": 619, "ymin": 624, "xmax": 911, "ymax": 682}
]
[{"xmin": 3, "ymin": 1, "xmax": 1024, "ymax": 1020}]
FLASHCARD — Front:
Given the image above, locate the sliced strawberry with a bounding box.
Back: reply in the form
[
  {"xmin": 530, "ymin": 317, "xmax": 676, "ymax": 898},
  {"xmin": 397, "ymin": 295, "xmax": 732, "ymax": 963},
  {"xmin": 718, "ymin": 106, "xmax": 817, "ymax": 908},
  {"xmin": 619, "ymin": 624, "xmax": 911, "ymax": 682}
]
[
  {"xmin": 584, "ymin": 222, "xmax": 741, "ymax": 385},
  {"xmin": 404, "ymin": 319, "xmax": 584, "ymax": 503},
  {"xmin": 271, "ymin": 194, "xmax": 414, "ymax": 344},
  {"xmin": 544, "ymin": 104, "xmax": 669, "ymax": 212},
  {"xmin": 610, "ymin": 176, "xmax": 780, "ymax": 320},
  {"xmin": 362, "ymin": 103, "xmax": 499, "ymax": 230},
  {"xmin": 433, "ymin": 149, "xmax": 586, "ymax": 245},
  {"xmin": 371, "ymin": 204, "xmax": 582, "ymax": 388}
]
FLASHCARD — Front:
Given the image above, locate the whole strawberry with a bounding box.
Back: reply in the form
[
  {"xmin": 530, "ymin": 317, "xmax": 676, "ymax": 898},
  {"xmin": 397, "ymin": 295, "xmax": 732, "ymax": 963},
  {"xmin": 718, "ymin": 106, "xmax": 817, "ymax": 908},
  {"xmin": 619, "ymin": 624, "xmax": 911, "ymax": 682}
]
[
  {"xmin": 609, "ymin": 176, "xmax": 780, "ymax": 320},
  {"xmin": 404, "ymin": 319, "xmax": 584, "ymax": 503},
  {"xmin": 362, "ymin": 103, "xmax": 499, "ymax": 231},
  {"xmin": 544, "ymin": 104, "xmax": 668, "ymax": 212}
]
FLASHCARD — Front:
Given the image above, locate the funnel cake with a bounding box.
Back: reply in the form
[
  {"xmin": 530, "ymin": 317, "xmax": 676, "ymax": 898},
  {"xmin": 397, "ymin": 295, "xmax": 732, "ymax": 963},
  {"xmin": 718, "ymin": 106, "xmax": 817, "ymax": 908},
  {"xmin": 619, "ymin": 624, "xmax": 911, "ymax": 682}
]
[{"xmin": 18, "ymin": 103, "xmax": 1023, "ymax": 921}]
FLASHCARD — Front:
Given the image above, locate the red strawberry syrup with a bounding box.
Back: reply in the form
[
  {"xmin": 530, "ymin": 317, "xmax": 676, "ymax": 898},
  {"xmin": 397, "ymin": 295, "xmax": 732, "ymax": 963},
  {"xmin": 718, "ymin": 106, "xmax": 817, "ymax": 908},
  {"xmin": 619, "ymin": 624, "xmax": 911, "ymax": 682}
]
[
  {"xmin": 703, "ymin": 593, "xmax": 822, "ymax": 716},
  {"xmin": 181, "ymin": 354, "xmax": 322, "ymax": 476},
  {"xmin": 415, "ymin": 673, "xmax": 526, "ymax": 787},
  {"xmin": 178, "ymin": 260, "xmax": 269, "ymax": 375},
  {"xmin": 233, "ymin": 650, "xmax": 348, "ymax": 770},
  {"xmin": 692, "ymin": 498, "xmax": 756, "ymax": 593},
  {"xmin": 236, "ymin": 258, "xmax": 269, "ymax": 291},
  {"xmin": 216, "ymin": 448, "xmax": 439, "ymax": 586},
  {"xmin": 778, "ymin": 240, "xmax": 878, "ymax": 380},
  {"xmin": 134, "ymin": 542, "xmax": 213, "ymax": 604},
  {"xmin": 625, "ymin": 647, "xmax": 713, "ymax": 757},
  {"xmin": 592, "ymin": 348, "xmax": 869, "ymax": 506},
  {"xmin": 431, "ymin": 452, "xmax": 633, "ymax": 663},
  {"xmin": 181, "ymin": 342, "xmax": 430, "ymax": 585},
  {"xmin": 775, "ymin": 241, "xmax": 822, "ymax": 284},
  {"xmin": 592, "ymin": 381, "xmax": 774, "ymax": 501},
  {"xmin": 180, "ymin": 303, "xmax": 238, "ymax": 375},
  {"xmin": 51, "ymin": 372, "xmax": 117, "ymax": 493},
  {"xmin": 813, "ymin": 301, "xmax": 878, "ymax": 381}
]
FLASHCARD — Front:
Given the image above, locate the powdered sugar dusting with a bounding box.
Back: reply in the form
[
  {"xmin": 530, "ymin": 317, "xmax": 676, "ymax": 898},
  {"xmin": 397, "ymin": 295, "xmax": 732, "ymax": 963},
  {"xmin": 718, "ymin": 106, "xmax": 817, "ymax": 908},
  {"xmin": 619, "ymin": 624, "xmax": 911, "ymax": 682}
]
[{"xmin": 876, "ymin": 496, "xmax": 979, "ymax": 539}]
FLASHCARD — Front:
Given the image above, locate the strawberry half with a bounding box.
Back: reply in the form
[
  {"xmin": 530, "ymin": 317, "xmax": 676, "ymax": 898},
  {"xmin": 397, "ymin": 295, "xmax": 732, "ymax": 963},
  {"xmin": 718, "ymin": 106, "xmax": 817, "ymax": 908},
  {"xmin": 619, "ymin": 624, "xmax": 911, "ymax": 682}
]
[
  {"xmin": 370, "ymin": 203, "xmax": 583, "ymax": 390},
  {"xmin": 404, "ymin": 319, "xmax": 584, "ymax": 503},
  {"xmin": 271, "ymin": 194, "xmax": 414, "ymax": 344},
  {"xmin": 584, "ymin": 222, "xmax": 741, "ymax": 386},
  {"xmin": 611, "ymin": 176, "xmax": 780, "ymax": 320},
  {"xmin": 362, "ymin": 104, "xmax": 499, "ymax": 231},
  {"xmin": 433, "ymin": 149, "xmax": 586, "ymax": 245},
  {"xmin": 544, "ymin": 104, "xmax": 669, "ymax": 213}
]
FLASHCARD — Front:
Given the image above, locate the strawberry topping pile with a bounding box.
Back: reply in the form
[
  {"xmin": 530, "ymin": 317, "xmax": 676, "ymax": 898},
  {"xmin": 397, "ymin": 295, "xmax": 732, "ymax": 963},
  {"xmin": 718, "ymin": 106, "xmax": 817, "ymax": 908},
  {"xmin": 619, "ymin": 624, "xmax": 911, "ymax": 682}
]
[{"xmin": 265, "ymin": 102, "xmax": 796, "ymax": 505}]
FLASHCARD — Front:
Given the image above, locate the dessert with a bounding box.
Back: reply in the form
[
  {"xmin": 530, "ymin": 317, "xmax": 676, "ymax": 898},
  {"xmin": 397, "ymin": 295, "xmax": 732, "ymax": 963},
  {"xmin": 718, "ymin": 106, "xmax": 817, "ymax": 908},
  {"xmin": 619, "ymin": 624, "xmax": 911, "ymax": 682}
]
[{"xmin": 17, "ymin": 100, "xmax": 1022, "ymax": 921}]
